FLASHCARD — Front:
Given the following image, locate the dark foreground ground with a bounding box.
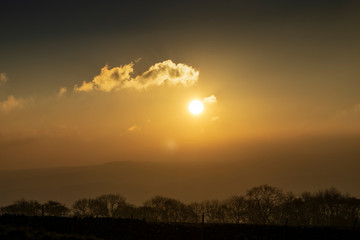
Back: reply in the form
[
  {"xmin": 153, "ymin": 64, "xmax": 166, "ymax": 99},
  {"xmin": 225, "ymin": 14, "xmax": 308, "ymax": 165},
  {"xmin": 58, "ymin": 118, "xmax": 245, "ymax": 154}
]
[{"xmin": 0, "ymin": 215, "xmax": 359, "ymax": 240}]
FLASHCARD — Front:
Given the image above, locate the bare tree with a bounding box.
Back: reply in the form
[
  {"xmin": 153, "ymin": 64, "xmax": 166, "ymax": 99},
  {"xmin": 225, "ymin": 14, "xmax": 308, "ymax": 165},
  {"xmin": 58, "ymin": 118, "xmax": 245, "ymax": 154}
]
[
  {"xmin": 310, "ymin": 188, "xmax": 360, "ymax": 227},
  {"xmin": 144, "ymin": 196, "xmax": 194, "ymax": 222},
  {"xmin": 342, "ymin": 197, "xmax": 360, "ymax": 225},
  {"xmin": 97, "ymin": 194, "xmax": 128, "ymax": 217},
  {"xmin": 245, "ymin": 184, "xmax": 285, "ymax": 225},
  {"xmin": 88, "ymin": 198, "xmax": 108, "ymax": 217},
  {"xmin": 72, "ymin": 198, "xmax": 89, "ymax": 217},
  {"xmin": 188, "ymin": 202, "xmax": 204, "ymax": 223},
  {"xmin": 2, "ymin": 185, "xmax": 358, "ymax": 227},
  {"xmin": 201, "ymin": 199, "xmax": 228, "ymax": 223},
  {"xmin": 225, "ymin": 195, "xmax": 247, "ymax": 223}
]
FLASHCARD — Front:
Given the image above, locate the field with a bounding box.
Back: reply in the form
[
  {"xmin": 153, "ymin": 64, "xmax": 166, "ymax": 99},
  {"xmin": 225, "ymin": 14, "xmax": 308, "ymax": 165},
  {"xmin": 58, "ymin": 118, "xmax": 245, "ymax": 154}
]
[{"xmin": 0, "ymin": 215, "xmax": 359, "ymax": 240}]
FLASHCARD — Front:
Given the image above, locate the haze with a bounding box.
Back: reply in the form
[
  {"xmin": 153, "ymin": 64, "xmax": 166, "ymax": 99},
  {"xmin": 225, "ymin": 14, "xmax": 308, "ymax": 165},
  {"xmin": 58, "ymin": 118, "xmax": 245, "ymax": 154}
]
[{"xmin": 1, "ymin": 1, "xmax": 360, "ymax": 204}]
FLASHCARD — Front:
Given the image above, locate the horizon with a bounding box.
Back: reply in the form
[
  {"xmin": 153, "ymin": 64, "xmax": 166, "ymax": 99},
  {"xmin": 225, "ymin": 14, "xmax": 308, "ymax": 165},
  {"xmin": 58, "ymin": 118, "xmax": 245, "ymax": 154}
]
[{"xmin": 0, "ymin": 158, "xmax": 359, "ymax": 207}]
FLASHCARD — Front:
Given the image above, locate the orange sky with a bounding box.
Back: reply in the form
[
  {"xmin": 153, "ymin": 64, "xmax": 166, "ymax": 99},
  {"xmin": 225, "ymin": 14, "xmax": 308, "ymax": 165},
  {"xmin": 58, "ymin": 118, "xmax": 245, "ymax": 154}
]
[{"xmin": 1, "ymin": 1, "xmax": 360, "ymax": 172}]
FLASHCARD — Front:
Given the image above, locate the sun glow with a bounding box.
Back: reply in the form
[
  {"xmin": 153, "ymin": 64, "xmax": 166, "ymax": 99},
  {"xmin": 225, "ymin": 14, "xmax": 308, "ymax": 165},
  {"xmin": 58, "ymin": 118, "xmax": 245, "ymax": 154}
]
[{"xmin": 188, "ymin": 100, "xmax": 204, "ymax": 115}]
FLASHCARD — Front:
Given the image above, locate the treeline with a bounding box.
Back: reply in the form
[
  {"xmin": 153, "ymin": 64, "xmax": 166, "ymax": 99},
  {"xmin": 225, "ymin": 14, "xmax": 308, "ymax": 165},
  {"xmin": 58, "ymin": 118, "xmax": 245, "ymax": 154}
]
[{"xmin": 1, "ymin": 185, "xmax": 359, "ymax": 227}]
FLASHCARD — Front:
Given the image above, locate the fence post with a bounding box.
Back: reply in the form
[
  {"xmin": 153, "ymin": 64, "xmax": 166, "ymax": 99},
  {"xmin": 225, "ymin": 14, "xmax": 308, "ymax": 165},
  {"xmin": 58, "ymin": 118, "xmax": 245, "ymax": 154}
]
[
  {"xmin": 283, "ymin": 218, "xmax": 288, "ymax": 240},
  {"xmin": 201, "ymin": 212, "xmax": 204, "ymax": 240},
  {"xmin": 353, "ymin": 218, "xmax": 358, "ymax": 231}
]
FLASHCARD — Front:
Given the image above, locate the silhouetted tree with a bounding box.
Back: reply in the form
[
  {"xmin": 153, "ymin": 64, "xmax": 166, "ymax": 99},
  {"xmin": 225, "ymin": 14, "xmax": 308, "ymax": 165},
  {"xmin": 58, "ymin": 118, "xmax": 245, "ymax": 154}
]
[
  {"xmin": 1, "ymin": 199, "xmax": 41, "ymax": 216},
  {"xmin": 188, "ymin": 202, "xmax": 203, "ymax": 223},
  {"xmin": 72, "ymin": 198, "xmax": 89, "ymax": 217},
  {"xmin": 72, "ymin": 194, "xmax": 133, "ymax": 218},
  {"xmin": 98, "ymin": 194, "xmax": 128, "ymax": 218},
  {"xmin": 2, "ymin": 185, "xmax": 359, "ymax": 227},
  {"xmin": 201, "ymin": 199, "xmax": 228, "ymax": 223},
  {"xmin": 276, "ymin": 194, "xmax": 306, "ymax": 226},
  {"xmin": 225, "ymin": 195, "xmax": 247, "ymax": 223},
  {"xmin": 144, "ymin": 196, "xmax": 195, "ymax": 222},
  {"xmin": 317, "ymin": 188, "xmax": 344, "ymax": 226},
  {"xmin": 44, "ymin": 200, "xmax": 69, "ymax": 217},
  {"xmin": 306, "ymin": 188, "xmax": 360, "ymax": 227},
  {"xmin": 88, "ymin": 198, "xmax": 108, "ymax": 217},
  {"xmin": 245, "ymin": 184, "xmax": 285, "ymax": 225},
  {"xmin": 342, "ymin": 196, "xmax": 360, "ymax": 225}
]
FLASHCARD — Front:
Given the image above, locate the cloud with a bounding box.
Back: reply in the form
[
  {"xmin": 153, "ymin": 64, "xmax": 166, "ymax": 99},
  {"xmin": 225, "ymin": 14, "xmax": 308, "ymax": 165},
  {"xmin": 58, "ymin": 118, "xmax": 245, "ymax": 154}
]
[
  {"xmin": 0, "ymin": 73, "xmax": 8, "ymax": 86},
  {"xmin": 74, "ymin": 60, "xmax": 199, "ymax": 92},
  {"xmin": 0, "ymin": 95, "xmax": 24, "ymax": 112},
  {"xmin": 129, "ymin": 60, "xmax": 199, "ymax": 90},
  {"xmin": 128, "ymin": 125, "xmax": 140, "ymax": 132},
  {"xmin": 93, "ymin": 63, "xmax": 134, "ymax": 92},
  {"xmin": 74, "ymin": 81, "xmax": 94, "ymax": 92},
  {"xmin": 58, "ymin": 87, "xmax": 67, "ymax": 96},
  {"xmin": 211, "ymin": 116, "xmax": 219, "ymax": 121},
  {"xmin": 203, "ymin": 95, "xmax": 217, "ymax": 103}
]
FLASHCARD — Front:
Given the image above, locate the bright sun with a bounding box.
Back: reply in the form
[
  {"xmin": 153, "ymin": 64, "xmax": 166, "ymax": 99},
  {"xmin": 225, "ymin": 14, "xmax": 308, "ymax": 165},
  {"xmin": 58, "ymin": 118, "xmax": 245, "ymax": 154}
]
[{"xmin": 188, "ymin": 100, "xmax": 204, "ymax": 115}]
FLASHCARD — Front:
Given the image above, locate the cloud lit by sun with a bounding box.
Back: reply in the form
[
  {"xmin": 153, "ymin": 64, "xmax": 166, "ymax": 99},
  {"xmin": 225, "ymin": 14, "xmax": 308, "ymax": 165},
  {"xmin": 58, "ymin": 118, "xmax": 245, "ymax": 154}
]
[
  {"xmin": 74, "ymin": 60, "xmax": 199, "ymax": 92},
  {"xmin": 203, "ymin": 95, "xmax": 216, "ymax": 103}
]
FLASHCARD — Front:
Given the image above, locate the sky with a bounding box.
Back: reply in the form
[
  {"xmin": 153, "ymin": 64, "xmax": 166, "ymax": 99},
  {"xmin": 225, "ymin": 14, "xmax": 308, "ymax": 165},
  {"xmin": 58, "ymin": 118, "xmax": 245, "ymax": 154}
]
[{"xmin": 1, "ymin": 0, "xmax": 360, "ymax": 181}]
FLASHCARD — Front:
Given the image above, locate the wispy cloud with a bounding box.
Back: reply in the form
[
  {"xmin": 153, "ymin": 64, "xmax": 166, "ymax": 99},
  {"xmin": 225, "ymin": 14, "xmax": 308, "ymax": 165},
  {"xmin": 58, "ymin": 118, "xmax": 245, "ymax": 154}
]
[
  {"xmin": 0, "ymin": 95, "xmax": 24, "ymax": 112},
  {"xmin": 74, "ymin": 60, "xmax": 199, "ymax": 92},
  {"xmin": 74, "ymin": 81, "xmax": 94, "ymax": 92},
  {"xmin": 58, "ymin": 87, "xmax": 67, "ymax": 96},
  {"xmin": 128, "ymin": 125, "xmax": 140, "ymax": 132},
  {"xmin": 0, "ymin": 73, "xmax": 8, "ymax": 86},
  {"xmin": 203, "ymin": 95, "xmax": 217, "ymax": 103},
  {"xmin": 211, "ymin": 116, "xmax": 219, "ymax": 121}
]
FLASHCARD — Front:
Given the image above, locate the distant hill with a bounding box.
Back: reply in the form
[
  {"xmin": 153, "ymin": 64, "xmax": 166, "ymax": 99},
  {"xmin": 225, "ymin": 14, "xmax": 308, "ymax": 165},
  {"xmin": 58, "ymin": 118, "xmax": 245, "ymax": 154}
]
[{"xmin": 1, "ymin": 154, "xmax": 359, "ymax": 207}]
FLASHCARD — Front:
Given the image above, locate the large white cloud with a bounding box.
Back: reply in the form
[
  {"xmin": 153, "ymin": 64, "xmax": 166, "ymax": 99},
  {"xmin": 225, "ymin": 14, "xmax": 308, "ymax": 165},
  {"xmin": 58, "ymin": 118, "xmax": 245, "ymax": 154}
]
[{"xmin": 74, "ymin": 60, "xmax": 199, "ymax": 92}]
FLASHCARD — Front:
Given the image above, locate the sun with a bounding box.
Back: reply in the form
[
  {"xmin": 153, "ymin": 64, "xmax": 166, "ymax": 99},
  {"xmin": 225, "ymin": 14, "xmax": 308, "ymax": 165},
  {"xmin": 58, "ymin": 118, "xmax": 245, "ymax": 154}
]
[{"xmin": 188, "ymin": 100, "xmax": 204, "ymax": 115}]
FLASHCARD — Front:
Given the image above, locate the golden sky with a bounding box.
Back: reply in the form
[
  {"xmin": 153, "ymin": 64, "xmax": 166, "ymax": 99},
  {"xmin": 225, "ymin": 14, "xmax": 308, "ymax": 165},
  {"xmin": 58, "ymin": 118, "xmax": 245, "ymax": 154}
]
[{"xmin": 1, "ymin": 1, "xmax": 360, "ymax": 171}]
